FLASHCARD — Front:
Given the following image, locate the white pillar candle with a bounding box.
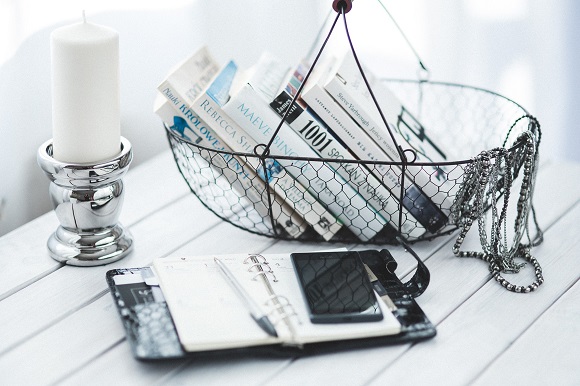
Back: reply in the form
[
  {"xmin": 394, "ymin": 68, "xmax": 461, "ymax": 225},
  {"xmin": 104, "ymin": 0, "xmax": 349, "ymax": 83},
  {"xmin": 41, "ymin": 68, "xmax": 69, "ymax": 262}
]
[{"xmin": 51, "ymin": 15, "xmax": 121, "ymax": 163}]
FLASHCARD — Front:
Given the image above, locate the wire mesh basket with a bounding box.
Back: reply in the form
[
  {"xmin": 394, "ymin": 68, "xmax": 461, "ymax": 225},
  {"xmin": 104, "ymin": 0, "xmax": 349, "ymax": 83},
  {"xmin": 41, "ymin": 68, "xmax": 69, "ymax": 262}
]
[
  {"xmin": 161, "ymin": 0, "xmax": 545, "ymax": 293},
  {"xmin": 165, "ymin": 78, "xmax": 539, "ymax": 244}
]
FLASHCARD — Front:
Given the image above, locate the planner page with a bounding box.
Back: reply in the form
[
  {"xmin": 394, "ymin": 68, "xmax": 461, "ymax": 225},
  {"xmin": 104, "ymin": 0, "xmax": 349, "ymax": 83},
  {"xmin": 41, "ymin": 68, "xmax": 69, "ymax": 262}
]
[{"xmin": 153, "ymin": 254, "xmax": 283, "ymax": 352}]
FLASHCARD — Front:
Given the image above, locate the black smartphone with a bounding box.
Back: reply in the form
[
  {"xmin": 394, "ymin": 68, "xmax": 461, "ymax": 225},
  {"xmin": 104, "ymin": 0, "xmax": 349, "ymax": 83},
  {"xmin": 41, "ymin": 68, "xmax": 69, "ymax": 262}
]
[{"xmin": 290, "ymin": 251, "xmax": 383, "ymax": 324}]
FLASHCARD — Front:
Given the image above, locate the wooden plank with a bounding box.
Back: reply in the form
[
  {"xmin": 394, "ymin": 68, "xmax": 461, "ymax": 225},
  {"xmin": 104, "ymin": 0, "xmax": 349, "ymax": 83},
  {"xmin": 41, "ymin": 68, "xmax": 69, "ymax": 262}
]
[
  {"xmin": 0, "ymin": 150, "xmax": 189, "ymax": 299},
  {"xmin": 58, "ymin": 343, "xmax": 189, "ymax": 386},
  {"xmin": 156, "ymin": 357, "xmax": 292, "ymax": 386},
  {"xmin": 472, "ymin": 279, "xmax": 580, "ymax": 386},
  {"xmin": 0, "ymin": 295, "xmax": 125, "ymax": 385},
  {"xmin": 0, "ymin": 213, "xmax": 60, "ymax": 299},
  {"xmin": 119, "ymin": 150, "xmax": 190, "ymax": 226},
  {"xmin": 0, "ymin": 194, "xmax": 217, "ymax": 355},
  {"xmin": 366, "ymin": 203, "xmax": 580, "ymax": 385},
  {"xmin": 62, "ymin": 341, "xmax": 291, "ymax": 386}
]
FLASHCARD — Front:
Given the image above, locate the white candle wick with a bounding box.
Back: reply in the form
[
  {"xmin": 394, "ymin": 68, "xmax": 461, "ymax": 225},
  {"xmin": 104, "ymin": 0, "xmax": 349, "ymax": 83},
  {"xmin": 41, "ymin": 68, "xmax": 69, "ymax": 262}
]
[{"xmin": 82, "ymin": 10, "xmax": 86, "ymax": 23}]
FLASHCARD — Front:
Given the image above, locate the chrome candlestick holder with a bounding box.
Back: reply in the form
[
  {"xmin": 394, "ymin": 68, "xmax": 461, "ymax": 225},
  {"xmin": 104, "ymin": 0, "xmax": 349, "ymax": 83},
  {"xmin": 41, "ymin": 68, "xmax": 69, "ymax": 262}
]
[{"xmin": 37, "ymin": 137, "xmax": 134, "ymax": 266}]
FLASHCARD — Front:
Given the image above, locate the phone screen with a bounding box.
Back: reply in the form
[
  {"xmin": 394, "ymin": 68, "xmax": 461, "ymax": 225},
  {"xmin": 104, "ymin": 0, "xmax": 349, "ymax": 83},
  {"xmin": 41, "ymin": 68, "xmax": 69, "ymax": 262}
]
[{"xmin": 291, "ymin": 251, "xmax": 383, "ymax": 323}]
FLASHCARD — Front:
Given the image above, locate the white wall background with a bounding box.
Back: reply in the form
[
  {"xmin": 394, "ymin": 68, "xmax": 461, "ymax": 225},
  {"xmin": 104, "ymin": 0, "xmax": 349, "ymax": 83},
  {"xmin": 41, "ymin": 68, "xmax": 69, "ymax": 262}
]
[{"xmin": 0, "ymin": 0, "xmax": 577, "ymax": 236}]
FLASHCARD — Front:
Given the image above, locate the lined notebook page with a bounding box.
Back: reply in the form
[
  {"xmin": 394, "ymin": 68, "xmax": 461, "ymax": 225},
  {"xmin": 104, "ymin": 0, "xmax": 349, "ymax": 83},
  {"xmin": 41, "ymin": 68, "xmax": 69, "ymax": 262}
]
[{"xmin": 153, "ymin": 255, "xmax": 283, "ymax": 352}]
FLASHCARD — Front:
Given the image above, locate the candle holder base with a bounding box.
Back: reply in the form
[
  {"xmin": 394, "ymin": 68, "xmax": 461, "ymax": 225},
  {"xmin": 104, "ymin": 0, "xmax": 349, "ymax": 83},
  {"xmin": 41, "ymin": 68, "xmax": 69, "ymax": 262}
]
[
  {"xmin": 47, "ymin": 224, "xmax": 133, "ymax": 266},
  {"xmin": 37, "ymin": 137, "xmax": 134, "ymax": 267}
]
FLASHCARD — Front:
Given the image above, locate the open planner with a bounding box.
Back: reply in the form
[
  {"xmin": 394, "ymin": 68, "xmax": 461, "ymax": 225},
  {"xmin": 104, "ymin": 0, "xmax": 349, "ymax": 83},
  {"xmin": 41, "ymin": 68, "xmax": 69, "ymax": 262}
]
[{"xmin": 106, "ymin": 249, "xmax": 436, "ymax": 360}]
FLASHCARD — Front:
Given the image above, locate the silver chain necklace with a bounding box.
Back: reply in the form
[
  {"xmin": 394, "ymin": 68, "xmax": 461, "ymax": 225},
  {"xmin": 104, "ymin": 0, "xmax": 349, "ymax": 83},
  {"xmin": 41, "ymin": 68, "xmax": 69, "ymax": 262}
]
[{"xmin": 450, "ymin": 129, "xmax": 544, "ymax": 293}]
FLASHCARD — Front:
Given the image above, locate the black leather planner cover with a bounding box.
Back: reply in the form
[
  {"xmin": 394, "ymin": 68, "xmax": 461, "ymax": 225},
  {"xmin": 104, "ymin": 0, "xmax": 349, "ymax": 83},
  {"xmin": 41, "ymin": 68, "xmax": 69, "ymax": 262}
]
[{"xmin": 106, "ymin": 249, "xmax": 436, "ymax": 361}]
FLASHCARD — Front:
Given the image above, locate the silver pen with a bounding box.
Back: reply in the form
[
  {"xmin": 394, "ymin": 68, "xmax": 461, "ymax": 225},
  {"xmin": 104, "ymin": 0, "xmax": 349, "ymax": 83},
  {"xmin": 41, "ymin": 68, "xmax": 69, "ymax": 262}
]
[{"xmin": 214, "ymin": 257, "xmax": 278, "ymax": 337}]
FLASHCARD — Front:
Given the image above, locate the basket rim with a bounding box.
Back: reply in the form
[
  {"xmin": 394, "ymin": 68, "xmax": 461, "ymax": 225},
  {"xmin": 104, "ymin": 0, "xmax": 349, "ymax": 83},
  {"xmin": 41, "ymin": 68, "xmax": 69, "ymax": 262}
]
[{"xmin": 165, "ymin": 80, "xmax": 536, "ymax": 166}]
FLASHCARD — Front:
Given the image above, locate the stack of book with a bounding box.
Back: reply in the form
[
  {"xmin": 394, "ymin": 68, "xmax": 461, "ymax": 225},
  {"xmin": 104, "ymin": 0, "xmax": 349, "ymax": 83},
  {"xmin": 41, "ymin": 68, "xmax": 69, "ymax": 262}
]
[{"xmin": 155, "ymin": 46, "xmax": 458, "ymax": 242}]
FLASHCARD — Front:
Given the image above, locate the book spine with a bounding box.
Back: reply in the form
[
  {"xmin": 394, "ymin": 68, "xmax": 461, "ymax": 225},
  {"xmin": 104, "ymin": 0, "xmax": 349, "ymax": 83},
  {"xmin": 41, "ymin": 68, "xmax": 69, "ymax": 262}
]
[
  {"xmin": 270, "ymin": 90, "xmax": 426, "ymax": 239},
  {"xmin": 302, "ymin": 85, "xmax": 447, "ymax": 233},
  {"xmin": 155, "ymin": 98, "xmax": 308, "ymax": 238},
  {"xmin": 191, "ymin": 93, "xmax": 342, "ymax": 241},
  {"xmin": 224, "ymin": 83, "xmax": 389, "ymax": 241},
  {"xmin": 326, "ymin": 67, "xmax": 460, "ymax": 213}
]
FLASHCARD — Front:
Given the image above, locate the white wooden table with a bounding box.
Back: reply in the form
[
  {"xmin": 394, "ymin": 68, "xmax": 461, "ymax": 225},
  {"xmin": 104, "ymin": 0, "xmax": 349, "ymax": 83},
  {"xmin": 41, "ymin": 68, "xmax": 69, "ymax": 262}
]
[{"xmin": 0, "ymin": 150, "xmax": 578, "ymax": 385}]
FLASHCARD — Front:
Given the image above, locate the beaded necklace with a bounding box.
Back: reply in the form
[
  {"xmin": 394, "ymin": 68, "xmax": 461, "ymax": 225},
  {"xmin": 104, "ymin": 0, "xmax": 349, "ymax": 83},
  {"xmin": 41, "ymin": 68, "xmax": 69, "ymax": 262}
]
[{"xmin": 450, "ymin": 126, "xmax": 544, "ymax": 293}]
